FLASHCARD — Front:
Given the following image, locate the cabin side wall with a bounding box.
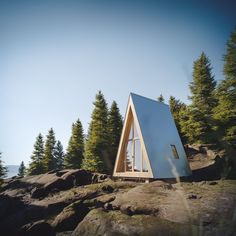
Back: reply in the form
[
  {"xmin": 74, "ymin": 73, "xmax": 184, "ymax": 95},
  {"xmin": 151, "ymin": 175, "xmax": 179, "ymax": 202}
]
[{"xmin": 132, "ymin": 95, "xmax": 192, "ymax": 179}]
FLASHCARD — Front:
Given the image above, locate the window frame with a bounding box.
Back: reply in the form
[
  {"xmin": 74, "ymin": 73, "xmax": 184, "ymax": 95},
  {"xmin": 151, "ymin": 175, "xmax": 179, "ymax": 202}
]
[
  {"xmin": 124, "ymin": 122, "xmax": 148, "ymax": 172},
  {"xmin": 170, "ymin": 144, "xmax": 179, "ymax": 159}
]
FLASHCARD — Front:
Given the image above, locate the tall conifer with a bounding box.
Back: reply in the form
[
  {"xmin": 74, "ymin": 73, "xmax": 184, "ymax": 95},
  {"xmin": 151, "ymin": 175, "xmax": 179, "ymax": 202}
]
[
  {"xmin": 18, "ymin": 161, "xmax": 26, "ymax": 177},
  {"xmin": 190, "ymin": 52, "xmax": 216, "ymax": 113},
  {"xmin": 214, "ymin": 27, "xmax": 236, "ymax": 147},
  {"xmin": 82, "ymin": 91, "xmax": 109, "ymax": 172},
  {"xmin": 107, "ymin": 101, "xmax": 123, "ymax": 173},
  {"xmin": 43, "ymin": 128, "xmax": 56, "ymax": 172},
  {"xmin": 28, "ymin": 133, "xmax": 45, "ymax": 175},
  {"xmin": 181, "ymin": 53, "xmax": 217, "ymax": 143},
  {"xmin": 54, "ymin": 141, "xmax": 64, "ymax": 170},
  {"xmin": 64, "ymin": 119, "xmax": 84, "ymax": 169},
  {"xmin": 224, "ymin": 27, "xmax": 236, "ymax": 81}
]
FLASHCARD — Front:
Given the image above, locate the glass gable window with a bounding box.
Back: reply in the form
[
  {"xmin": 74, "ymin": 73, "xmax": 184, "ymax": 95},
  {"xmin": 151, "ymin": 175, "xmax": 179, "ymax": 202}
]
[
  {"xmin": 125, "ymin": 141, "xmax": 132, "ymax": 171},
  {"xmin": 125, "ymin": 122, "xmax": 148, "ymax": 173},
  {"xmin": 134, "ymin": 139, "xmax": 141, "ymax": 172}
]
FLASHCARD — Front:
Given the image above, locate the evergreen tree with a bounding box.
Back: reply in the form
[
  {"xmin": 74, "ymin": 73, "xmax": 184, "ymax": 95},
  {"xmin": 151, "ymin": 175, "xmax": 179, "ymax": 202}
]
[
  {"xmin": 82, "ymin": 91, "xmax": 109, "ymax": 172},
  {"xmin": 0, "ymin": 152, "xmax": 7, "ymax": 185},
  {"xmin": 224, "ymin": 26, "xmax": 236, "ymax": 81},
  {"xmin": 214, "ymin": 27, "xmax": 236, "ymax": 147},
  {"xmin": 168, "ymin": 96, "xmax": 186, "ymax": 142},
  {"xmin": 183, "ymin": 52, "xmax": 217, "ymax": 143},
  {"xmin": 157, "ymin": 94, "xmax": 164, "ymax": 102},
  {"xmin": 190, "ymin": 52, "xmax": 216, "ymax": 113},
  {"xmin": 213, "ymin": 79, "xmax": 236, "ymax": 146},
  {"xmin": 43, "ymin": 128, "xmax": 56, "ymax": 172},
  {"xmin": 107, "ymin": 101, "xmax": 123, "ymax": 173},
  {"xmin": 179, "ymin": 106, "xmax": 213, "ymax": 144},
  {"xmin": 64, "ymin": 119, "xmax": 84, "ymax": 169},
  {"xmin": 54, "ymin": 141, "xmax": 65, "ymax": 170},
  {"xmin": 18, "ymin": 161, "xmax": 26, "ymax": 177},
  {"xmin": 28, "ymin": 133, "xmax": 45, "ymax": 175}
]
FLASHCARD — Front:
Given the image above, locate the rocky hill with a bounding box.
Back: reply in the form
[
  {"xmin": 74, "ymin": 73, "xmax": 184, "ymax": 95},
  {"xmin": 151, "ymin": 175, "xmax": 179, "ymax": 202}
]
[{"xmin": 0, "ymin": 146, "xmax": 235, "ymax": 236}]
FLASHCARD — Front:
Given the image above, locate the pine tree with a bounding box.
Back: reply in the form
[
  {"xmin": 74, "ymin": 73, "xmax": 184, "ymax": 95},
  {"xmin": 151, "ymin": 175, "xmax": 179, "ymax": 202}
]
[
  {"xmin": 18, "ymin": 161, "xmax": 26, "ymax": 177},
  {"xmin": 214, "ymin": 27, "xmax": 236, "ymax": 147},
  {"xmin": 213, "ymin": 79, "xmax": 236, "ymax": 146},
  {"xmin": 184, "ymin": 52, "xmax": 217, "ymax": 143},
  {"xmin": 157, "ymin": 94, "xmax": 164, "ymax": 102},
  {"xmin": 179, "ymin": 106, "xmax": 213, "ymax": 144},
  {"xmin": 43, "ymin": 128, "xmax": 56, "ymax": 172},
  {"xmin": 190, "ymin": 52, "xmax": 216, "ymax": 112},
  {"xmin": 168, "ymin": 96, "xmax": 186, "ymax": 142},
  {"xmin": 54, "ymin": 141, "xmax": 65, "ymax": 170},
  {"xmin": 224, "ymin": 26, "xmax": 236, "ymax": 81},
  {"xmin": 28, "ymin": 133, "xmax": 45, "ymax": 175},
  {"xmin": 0, "ymin": 152, "xmax": 7, "ymax": 185},
  {"xmin": 82, "ymin": 91, "xmax": 109, "ymax": 172},
  {"xmin": 64, "ymin": 119, "xmax": 84, "ymax": 169},
  {"xmin": 107, "ymin": 101, "xmax": 123, "ymax": 173}
]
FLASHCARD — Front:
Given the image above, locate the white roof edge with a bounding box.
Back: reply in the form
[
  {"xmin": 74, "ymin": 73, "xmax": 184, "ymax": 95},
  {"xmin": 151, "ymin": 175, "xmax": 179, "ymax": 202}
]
[{"xmin": 129, "ymin": 92, "xmax": 170, "ymax": 107}]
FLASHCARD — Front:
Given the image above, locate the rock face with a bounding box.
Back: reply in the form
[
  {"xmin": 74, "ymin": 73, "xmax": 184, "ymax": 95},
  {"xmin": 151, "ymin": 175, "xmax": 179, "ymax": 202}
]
[
  {"xmin": 0, "ymin": 169, "xmax": 110, "ymax": 235},
  {"xmin": 0, "ymin": 148, "xmax": 236, "ymax": 236},
  {"xmin": 31, "ymin": 169, "xmax": 93, "ymax": 199},
  {"xmin": 186, "ymin": 144, "xmax": 236, "ymax": 181},
  {"xmin": 52, "ymin": 201, "xmax": 90, "ymax": 232},
  {"xmin": 110, "ymin": 181, "xmax": 173, "ymax": 217},
  {"xmin": 72, "ymin": 208, "xmax": 192, "ymax": 236},
  {"xmin": 72, "ymin": 180, "xmax": 236, "ymax": 236},
  {"xmin": 18, "ymin": 221, "xmax": 55, "ymax": 236}
]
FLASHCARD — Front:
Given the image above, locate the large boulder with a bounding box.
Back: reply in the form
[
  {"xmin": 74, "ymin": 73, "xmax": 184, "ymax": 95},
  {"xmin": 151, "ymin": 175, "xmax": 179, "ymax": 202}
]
[
  {"xmin": 31, "ymin": 187, "xmax": 46, "ymax": 199},
  {"xmin": 91, "ymin": 173, "xmax": 109, "ymax": 183},
  {"xmin": 31, "ymin": 178, "xmax": 67, "ymax": 199},
  {"xmin": 110, "ymin": 181, "xmax": 174, "ymax": 218},
  {"xmin": 61, "ymin": 169, "xmax": 92, "ymax": 186},
  {"xmin": 31, "ymin": 170, "xmax": 93, "ymax": 199},
  {"xmin": 72, "ymin": 208, "xmax": 193, "ymax": 236},
  {"xmin": 51, "ymin": 201, "xmax": 90, "ymax": 232}
]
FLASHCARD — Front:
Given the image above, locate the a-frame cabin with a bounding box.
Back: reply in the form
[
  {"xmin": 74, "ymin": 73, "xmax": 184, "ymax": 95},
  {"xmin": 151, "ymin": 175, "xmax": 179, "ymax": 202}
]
[{"xmin": 113, "ymin": 93, "xmax": 192, "ymax": 179}]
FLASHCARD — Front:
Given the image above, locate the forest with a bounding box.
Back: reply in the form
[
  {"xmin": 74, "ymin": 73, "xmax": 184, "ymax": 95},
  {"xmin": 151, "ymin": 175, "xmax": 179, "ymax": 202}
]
[{"xmin": 0, "ymin": 26, "xmax": 235, "ymax": 181}]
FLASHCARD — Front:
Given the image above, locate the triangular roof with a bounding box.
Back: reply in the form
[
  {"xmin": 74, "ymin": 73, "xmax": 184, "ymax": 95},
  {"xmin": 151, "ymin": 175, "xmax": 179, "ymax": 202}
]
[{"xmin": 113, "ymin": 93, "xmax": 192, "ymax": 179}]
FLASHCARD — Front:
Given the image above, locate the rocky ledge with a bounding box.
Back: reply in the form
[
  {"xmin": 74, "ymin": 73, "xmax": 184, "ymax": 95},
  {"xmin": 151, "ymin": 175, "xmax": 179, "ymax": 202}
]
[{"xmin": 0, "ymin": 148, "xmax": 236, "ymax": 236}]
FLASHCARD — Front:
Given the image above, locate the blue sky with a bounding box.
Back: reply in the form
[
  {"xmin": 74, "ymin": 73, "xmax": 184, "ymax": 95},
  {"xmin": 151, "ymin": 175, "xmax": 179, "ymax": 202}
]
[{"xmin": 1, "ymin": 0, "xmax": 235, "ymax": 165}]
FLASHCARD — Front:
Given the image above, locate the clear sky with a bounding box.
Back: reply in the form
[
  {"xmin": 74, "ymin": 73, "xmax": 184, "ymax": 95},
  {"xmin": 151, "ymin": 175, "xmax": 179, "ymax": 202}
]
[{"xmin": 1, "ymin": 0, "xmax": 235, "ymax": 165}]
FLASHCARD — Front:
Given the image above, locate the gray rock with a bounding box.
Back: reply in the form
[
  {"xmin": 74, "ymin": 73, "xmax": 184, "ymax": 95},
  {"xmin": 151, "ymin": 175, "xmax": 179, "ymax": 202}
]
[
  {"xmin": 101, "ymin": 185, "xmax": 114, "ymax": 193},
  {"xmin": 31, "ymin": 187, "xmax": 46, "ymax": 199},
  {"xmin": 51, "ymin": 201, "xmax": 90, "ymax": 232},
  {"xmin": 31, "ymin": 178, "xmax": 67, "ymax": 199},
  {"xmin": 72, "ymin": 208, "xmax": 192, "ymax": 236},
  {"xmin": 18, "ymin": 220, "xmax": 55, "ymax": 236},
  {"xmin": 31, "ymin": 170, "xmax": 93, "ymax": 199},
  {"xmin": 61, "ymin": 169, "xmax": 92, "ymax": 186}
]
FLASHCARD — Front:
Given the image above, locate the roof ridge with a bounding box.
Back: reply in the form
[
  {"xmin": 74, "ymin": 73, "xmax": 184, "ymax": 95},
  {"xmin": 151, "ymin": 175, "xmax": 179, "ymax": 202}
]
[{"xmin": 130, "ymin": 92, "xmax": 169, "ymax": 107}]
